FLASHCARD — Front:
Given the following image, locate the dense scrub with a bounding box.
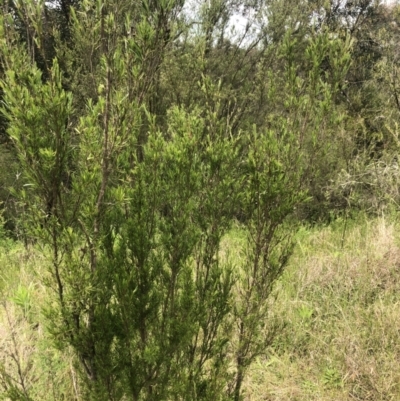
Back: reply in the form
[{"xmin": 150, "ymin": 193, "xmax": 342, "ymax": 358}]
[{"xmin": 1, "ymin": 1, "xmax": 400, "ymax": 400}]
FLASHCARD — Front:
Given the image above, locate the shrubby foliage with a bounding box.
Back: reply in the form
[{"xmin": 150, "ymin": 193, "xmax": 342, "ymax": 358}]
[{"xmin": 0, "ymin": 0, "xmax": 399, "ymax": 400}]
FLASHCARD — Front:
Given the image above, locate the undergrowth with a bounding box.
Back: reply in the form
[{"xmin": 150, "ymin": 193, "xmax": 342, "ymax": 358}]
[
  {"xmin": 0, "ymin": 244, "xmax": 78, "ymax": 401},
  {"xmin": 245, "ymin": 213, "xmax": 400, "ymax": 401},
  {"xmin": 2, "ymin": 213, "xmax": 400, "ymax": 400}
]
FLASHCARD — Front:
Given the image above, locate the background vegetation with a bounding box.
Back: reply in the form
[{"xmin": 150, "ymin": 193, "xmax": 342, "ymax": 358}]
[{"xmin": 1, "ymin": 0, "xmax": 400, "ymax": 400}]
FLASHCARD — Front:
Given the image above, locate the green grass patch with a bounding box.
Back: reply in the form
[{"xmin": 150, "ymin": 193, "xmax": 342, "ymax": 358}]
[{"xmin": 244, "ymin": 213, "xmax": 400, "ymax": 400}]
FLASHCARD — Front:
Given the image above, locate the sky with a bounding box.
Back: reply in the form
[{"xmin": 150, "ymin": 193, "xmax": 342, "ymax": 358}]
[{"xmin": 181, "ymin": 0, "xmax": 400, "ymax": 44}]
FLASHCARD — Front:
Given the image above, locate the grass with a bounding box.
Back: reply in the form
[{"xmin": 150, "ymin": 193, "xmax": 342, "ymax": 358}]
[
  {"xmin": 244, "ymin": 214, "xmax": 400, "ymax": 400},
  {"xmin": 0, "ymin": 242, "xmax": 78, "ymax": 401},
  {"xmin": 1, "ymin": 213, "xmax": 400, "ymax": 400}
]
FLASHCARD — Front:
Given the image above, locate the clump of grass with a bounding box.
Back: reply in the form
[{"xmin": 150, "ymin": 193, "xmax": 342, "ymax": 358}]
[
  {"xmin": 0, "ymin": 243, "xmax": 79, "ymax": 401},
  {"xmin": 243, "ymin": 213, "xmax": 400, "ymax": 400}
]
